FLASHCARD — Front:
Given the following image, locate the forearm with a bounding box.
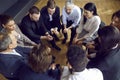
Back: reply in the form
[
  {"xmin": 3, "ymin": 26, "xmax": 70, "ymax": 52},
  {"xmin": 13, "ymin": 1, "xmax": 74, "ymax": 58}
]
[
  {"xmin": 68, "ymin": 25, "xmax": 73, "ymax": 29},
  {"xmin": 21, "ymin": 35, "xmax": 36, "ymax": 45},
  {"xmin": 40, "ymin": 36, "xmax": 47, "ymax": 40},
  {"xmin": 63, "ymin": 24, "xmax": 67, "ymax": 29}
]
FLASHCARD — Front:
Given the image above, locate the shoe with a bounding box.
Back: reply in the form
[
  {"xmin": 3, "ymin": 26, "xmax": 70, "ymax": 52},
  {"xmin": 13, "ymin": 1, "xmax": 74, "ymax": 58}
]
[
  {"xmin": 62, "ymin": 39, "xmax": 66, "ymax": 44},
  {"xmin": 53, "ymin": 45, "xmax": 61, "ymax": 51}
]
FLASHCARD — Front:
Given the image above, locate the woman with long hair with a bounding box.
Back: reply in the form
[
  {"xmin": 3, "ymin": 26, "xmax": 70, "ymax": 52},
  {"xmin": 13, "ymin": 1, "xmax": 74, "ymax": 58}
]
[{"xmin": 73, "ymin": 2, "xmax": 101, "ymax": 44}]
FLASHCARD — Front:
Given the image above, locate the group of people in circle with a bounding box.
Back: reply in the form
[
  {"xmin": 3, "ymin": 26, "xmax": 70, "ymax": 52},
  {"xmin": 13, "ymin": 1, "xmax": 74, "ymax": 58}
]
[{"xmin": 0, "ymin": 0, "xmax": 120, "ymax": 80}]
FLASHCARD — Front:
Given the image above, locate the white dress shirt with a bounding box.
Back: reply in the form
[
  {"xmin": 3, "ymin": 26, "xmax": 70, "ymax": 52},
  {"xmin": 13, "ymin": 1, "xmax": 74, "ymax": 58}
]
[
  {"xmin": 49, "ymin": 14, "xmax": 53, "ymax": 21},
  {"xmin": 62, "ymin": 5, "xmax": 81, "ymax": 27},
  {"xmin": 61, "ymin": 66, "xmax": 103, "ymax": 80}
]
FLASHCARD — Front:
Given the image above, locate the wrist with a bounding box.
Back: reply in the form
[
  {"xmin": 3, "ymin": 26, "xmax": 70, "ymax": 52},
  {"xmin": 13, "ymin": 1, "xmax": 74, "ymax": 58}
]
[
  {"xmin": 40, "ymin": 36, "xmax": 46, "ymax": 39},
  {"xmin": 45, "ymin": 32, "xmax": 49, "ymax": 35}
]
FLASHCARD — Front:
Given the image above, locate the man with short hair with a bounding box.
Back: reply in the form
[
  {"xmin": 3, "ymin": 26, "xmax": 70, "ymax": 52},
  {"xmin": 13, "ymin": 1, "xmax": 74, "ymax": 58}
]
[
  {"xmin": 41, "ymin": 0, "xmax": 61, "ymax": 41},
  {"xmin": 20, "ymin": 6, "xmax": 61, "ymax": 51},
  {"xmin": 62, "ymin": 1, "xmax": 81, "ymax": 45},
  {"xmin": 0, "ymin": 32, "xmax": 25, "ymax": 79},
  {"xmin": 61, "ymin": 45, "xmax": 103, "ymax": 80}
]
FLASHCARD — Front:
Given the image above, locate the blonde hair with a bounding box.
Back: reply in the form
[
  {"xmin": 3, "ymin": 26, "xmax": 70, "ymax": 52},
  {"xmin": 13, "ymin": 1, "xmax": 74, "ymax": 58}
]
[{"xmin": 28, "ymin": 44, "xmax": 52, "ymax": 73}]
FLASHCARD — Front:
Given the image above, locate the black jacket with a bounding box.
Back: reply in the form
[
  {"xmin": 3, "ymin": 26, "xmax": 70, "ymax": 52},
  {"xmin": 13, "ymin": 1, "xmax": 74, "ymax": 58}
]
[
  {"xmin": 20, "ymin": 14, "xmax": 47, "ymax": 44},
  {"xmin": 40, "ymin": 6, "xmax": 61, "ymax": 31},
  {"xmin": 88, "ymin": 45, "xmax": 120, "ymax": 80}
]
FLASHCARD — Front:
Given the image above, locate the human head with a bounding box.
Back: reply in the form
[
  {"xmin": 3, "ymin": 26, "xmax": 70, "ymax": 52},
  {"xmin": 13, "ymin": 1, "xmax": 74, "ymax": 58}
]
[
  {"xmin": 47, "ymin": 0, "xmax": 56, "ymax": 15},
  {"xmin": 111, "ymin": 10, "xmax": 120, "ymax": 30},
  {"xmin": 29, "ymin": 6, "xmax": 40, "ymax": 22},
  {"xmin": 65, "ymin": 0, "xmax": 74, "ymax": 15},
  {"xmin": 0, "ymin": 32, "xmax": 17, "ymax": 52},
  {"xmin": 98, "ymin": 26, "xmax": 120, "ymax": 50},
  {"xmin": 66, "ymin": 45, "xmax": 88, "ymax": 72},
  {"xmin": 0, "ymin": 14, "xmax": 16, "ymax": 31},
  {"xmin": 83, "ymin": 2, "xmax": 97, "ymax": 19},
  {"xmin": 28, "ymin": 44, "xmax": 52, "ymax": 73}
]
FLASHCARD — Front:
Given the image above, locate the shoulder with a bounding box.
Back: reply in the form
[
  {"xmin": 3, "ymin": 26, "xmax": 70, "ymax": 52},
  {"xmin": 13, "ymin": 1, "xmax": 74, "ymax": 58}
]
[
  {"xmin": 73, "ymin": 5, "xmax": 80, "ymax": 11},
  {"xmin": 88, "ymin": 68, "xmax": 102, "ymax": 74},
  {"xmin": 90, "ymin": 16, "xmax": 101, "ymax": 24},
  {"xmin": 61, "ymin": 66, "xmax": 71, "ymax": 80},
  {"xmin": 41, "ymin": 6, "xmax": 47, "ymax": 13},
  {"xmin": 93, "ymin": 16, "xmax": 101, "ymax": 21},
  {"xmin": 21, "ymin": 15, "xmax": 31, "ymax": 24},
  {"xmin": 73, "ymin": 5, "xmax": 81, "ymax": 15},
  {"xmin": 74, "ymin": 5, "xmax": 80, "ymax": 10},
  {"xmin": 56, "ymin": 6, "xmax": 60, "ymax": 10},
  {"xmin": 87, "ymin": 68, "xmax": 103, "ymax": 80},
  {"xmin": 22, "ymin": 15, "xmax": 29, "ymax": 20},
  {"xmin": 21, "ymin": 15, "xmax": 31, "ymax": 26}
]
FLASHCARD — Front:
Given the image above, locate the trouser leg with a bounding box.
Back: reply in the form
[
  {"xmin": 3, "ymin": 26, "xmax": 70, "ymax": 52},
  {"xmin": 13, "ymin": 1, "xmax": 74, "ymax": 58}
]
[
  {"xmin": 69, "ymin": 27, "xmax": 76, "ymax": 45},
  {"xmin": 49, "ymin": 40, "xmax": 61, "ymax": 51}
]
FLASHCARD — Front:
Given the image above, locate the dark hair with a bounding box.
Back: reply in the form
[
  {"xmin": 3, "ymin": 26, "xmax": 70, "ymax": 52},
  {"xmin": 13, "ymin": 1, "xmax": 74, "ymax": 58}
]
[
  {"xmin": 112, "ymin": 10, "xmax": 120, "ymax": 20},
  {"xmin": 29, "ymin": 6, "xmax": 40, "ymax": 14},
  {"xmin": 0, "ymin": 32, "xmax": 12, "ymax": 52},
  {"xmin": 98, "ymin": 26, "xmax": 120, "ymax": 51},
  {"xmin": 83, "ymin": 2, "xmax": 97, "ymax": 24},
  {"xmin": 28, "ymin": 44, "xmax": 52, "ymax": 73},
  {"xmin": 66, "ymin": 45, "xmax": 88, "ymax": 72},
  {"xmin": 0, "ymin": 14, "xmax": 13, "ymax": 25},
  {"xmin": 47, "ymin": 0, "xmax": 56, "ymax": 9}
]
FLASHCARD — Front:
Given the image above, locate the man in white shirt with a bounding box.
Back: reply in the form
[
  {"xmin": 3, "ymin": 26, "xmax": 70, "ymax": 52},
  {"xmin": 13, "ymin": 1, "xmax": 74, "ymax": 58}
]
[
  {"xmin": 61, "ymin": 45, "xmax": 103, "ymax": 80},
  {"xmin": 61, "ymin": 1, "xmax": 81, "ymax": 45}
]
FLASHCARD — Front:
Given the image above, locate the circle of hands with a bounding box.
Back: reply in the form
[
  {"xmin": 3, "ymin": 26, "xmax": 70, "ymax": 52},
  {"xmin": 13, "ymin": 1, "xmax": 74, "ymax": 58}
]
[{"xmin": 45, "ymin": 27, "xmax": 60, "ymax": 41}]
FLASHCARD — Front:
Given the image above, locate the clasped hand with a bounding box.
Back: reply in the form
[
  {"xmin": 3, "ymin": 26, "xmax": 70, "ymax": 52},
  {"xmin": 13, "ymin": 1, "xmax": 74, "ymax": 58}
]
[{"xmin": 51, "ymin": 27, "xmax": 59, "ymax": 35}]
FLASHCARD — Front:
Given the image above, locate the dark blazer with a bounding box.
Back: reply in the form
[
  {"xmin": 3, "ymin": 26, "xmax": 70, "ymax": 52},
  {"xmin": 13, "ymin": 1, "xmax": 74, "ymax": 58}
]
[
  {"xmin": 88, "ymin": 45, "xmax": 120, "ymax": 80},
  {"xmin": 18, "ymin": 64, "xmax": 55, "ymax": 80},
  {"xmin": 20, "ymin": 14, "xmax": 47, "ymax": 44},
  {"xmin": 0, "ymin": 53, "xmax": 25, "ymax": 79},
  {"xmin": 40, "ymin": 6, "xmax": 61, "ymax": 31}
]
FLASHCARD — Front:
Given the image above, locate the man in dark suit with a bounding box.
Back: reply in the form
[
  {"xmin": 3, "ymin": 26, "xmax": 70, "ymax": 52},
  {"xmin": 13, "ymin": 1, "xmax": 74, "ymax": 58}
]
[
  {"xmin": 87, "ymin": 26, "xmax": 120, "ymax": 80},
  {"xmin": 0, "ymin": 32, "xmax": 26, "ymax": 80},
  {"xmin": 20, "ymin": 6, "xmax": 61, "ymax": 51},
  {"xmin": 40, "ymin": 0, "xmax": 61, "ymax": 41}
]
